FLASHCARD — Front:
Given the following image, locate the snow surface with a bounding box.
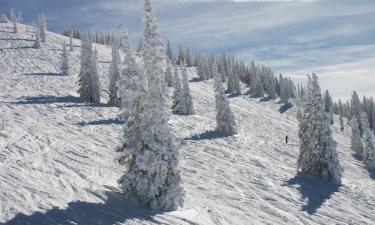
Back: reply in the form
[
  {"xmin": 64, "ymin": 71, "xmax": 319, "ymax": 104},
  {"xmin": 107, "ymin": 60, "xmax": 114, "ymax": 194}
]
[{"xmin": 1, "ymin": 23, "xmax": 375, "ymax": 225}]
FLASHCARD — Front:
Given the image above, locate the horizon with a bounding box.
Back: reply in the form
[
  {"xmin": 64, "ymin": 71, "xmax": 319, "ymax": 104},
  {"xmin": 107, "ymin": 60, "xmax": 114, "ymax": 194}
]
[{"xmin": 1, "ymin": 0, "xmax": 374, "ymax": 99}]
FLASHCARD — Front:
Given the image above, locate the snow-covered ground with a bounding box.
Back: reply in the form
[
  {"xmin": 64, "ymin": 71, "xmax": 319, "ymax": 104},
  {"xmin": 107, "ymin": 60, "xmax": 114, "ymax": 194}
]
[{"xmin": 0, "ymin": 23, "xmax": 375, "ymax": 225}]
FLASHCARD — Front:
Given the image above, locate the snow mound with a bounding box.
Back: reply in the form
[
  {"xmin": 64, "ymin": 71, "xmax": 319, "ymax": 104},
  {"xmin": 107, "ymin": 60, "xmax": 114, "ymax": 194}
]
[{"xmin": 0, "ymin": 23, "xmax": 375, "ymax": 225}]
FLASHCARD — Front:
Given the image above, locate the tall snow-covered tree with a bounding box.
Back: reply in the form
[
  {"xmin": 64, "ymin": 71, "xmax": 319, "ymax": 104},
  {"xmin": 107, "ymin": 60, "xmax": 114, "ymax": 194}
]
[
  {"xmin": 61, "ymin": 43, "xmax": 69, "ymax": 75},
  {"xmin": 172, "ymin": 64, "xmax": 194, "ymax": 115},
  {"xmin": 165, "ymin": 62, "xmax": 174, "ymax": 87},
  {"xmin": 108, "ymin": 45, "xmax": 121, "ymax": 106},
  {"xmin": 33, "ymin": 27, "xmax": 41, "ymax": 49},
  {"xmin": 351, "ymin": 116, "xmax": 364, "ymax": 156},
  {"xmin": 213, "ymin": 63, "xmax": 237, "ymax": 135},
  {"xmin": 362, "ymin": 113, "xmax": 375, "ymax": 170},
  {"xmin": 117, "ymin": 0, "xmax": 184, "ymax": 211},
  {"xmin": 38, "ymin": 13, "xmax": 47, "ymax": 42},
  {"xmin": 297, "ymin": 74, "xmax": 342, "ymax": 184},
  {"xmin": 166, "ymin": 40, "xmax": 173, "ymax": 61},
  {"xmin": 77, "ymin": 36, "xmax": 101, "ymax": 104},
  {"xmin": 13, "ymin": 19, "xmax": 17, "ymax": 33},
  {"xmin": 339, "ymin": 114, "xmax": 344, "ymax": 131},
  {"xmin": 69, "ymin": 30, "xmax": 74, "ymax": 51},
  {"xmin": 117, "ymin": 26, "xmax": 143, "ymax": 121},
  {"xmin": 351, "ymin": 91, "xmax": 363, "ymax": 136}
]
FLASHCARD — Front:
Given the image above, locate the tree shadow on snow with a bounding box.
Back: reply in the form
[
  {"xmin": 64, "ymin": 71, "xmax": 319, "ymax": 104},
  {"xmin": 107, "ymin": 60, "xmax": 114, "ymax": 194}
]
[
  {"xmin": 185, "ymin": 130, "xmax": 231, "ymax": 141},
  {"xmin": 78, "ymin": 118, "xmax": 124, "ymax": 126},
  {"xmin": 15, "ymin": 95, "xmax": 84, "ymax": 105},
  {"xmin": 369, "ymin": 169, "xmax": 375, "ymax": 180},
  {"xmin": 352, "ymin": 154, "xmax": 363, "ymax": 161},
  {"xmin": 23, "ymin": 72, "xmax": 64, "ymax": 76},
  {"xmin": 0, "ymin": 191, "xmax": 159, "ymax": 225},
  {"xmin": 284, "ymin": 172, "xmax": 340, "ymax": 214},
  {"xmin": 227, "ymin": 92, "xmax": 241, "ymax": 98},
  {"xmin": 278, "ymin": 103, "xmax": 294, "ymax": 114},
  {"xmin": 189, "ymin": 77, "xmax": 202, "ymax": 83},
  {"xmin": 0, "ymin": 38, "xmax": 34, "ymax": 41}
]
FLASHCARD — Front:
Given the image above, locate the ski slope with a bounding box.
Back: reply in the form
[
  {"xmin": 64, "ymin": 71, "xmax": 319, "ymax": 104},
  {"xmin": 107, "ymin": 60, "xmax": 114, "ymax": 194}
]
[{"xmin": 0, "ymin": 23, "xmax": 375, "ymax": 225}]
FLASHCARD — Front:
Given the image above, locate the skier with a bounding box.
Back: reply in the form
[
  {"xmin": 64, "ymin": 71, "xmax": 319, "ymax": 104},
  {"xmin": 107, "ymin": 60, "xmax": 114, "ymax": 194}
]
[{"xmin": 285, "ymin": 135, "xmax": 289, "ymax": 144}]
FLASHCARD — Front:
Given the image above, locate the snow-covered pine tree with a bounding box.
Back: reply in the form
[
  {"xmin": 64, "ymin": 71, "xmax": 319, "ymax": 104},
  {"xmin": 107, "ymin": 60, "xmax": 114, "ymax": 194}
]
[
  {"xmin": 69, "ymin": 30, "xmax": 74, "ymax": 51},
  {"xmin": 172, "ymin": 64, "xmax": 194, "ymax": 115},
  {"xmin": 213, "ymin": 63, "xmax": 237, "ymax": 135},
  {"xmin": 38, "ymin": 13, "xmax": 47, "ymax": 42},
  {"xmin": 351, "ymin": 116, "xmax": 364, "ymax": 156},
  {"xmin": 166, "ymin": 40, "xmax": 173, "ymax": 60},
  {"xmin": 362, "ymin": 113, "xmax": 375, "ymax": 170},
  {"xmin": 33, "ymin": 27, "xmax": 41, "ymax": 49},
  {"xmin": 61, "ymin": 43, "xmax": 69, "ymax": 75},
  {"xmin": 255, "ymin": 75, "xmax": 265, "ymax": 98},
  {"xmin": 117, "ymin": 0, "xmax": 184, "ymax": 211},
  {"xmin": 117, "ymin": 26, "xmax": 144, "ymax": 121},
  {"xmin": 165, "ymin": 61, "xmax": 174, "ymax": 87},
  {"xmin": 351, "ymin": 91, "xmax": 363, "ymax": 136},
  {"xmin": 232, "ymin": 64, "xmax": 241, "ymax": 94},
  {"xmin": 108, "ymin": 45, "xmax": 121, "ymax": 106},
  {"xmin": 13, "ymin": 19, "xmax": 17, "ymax": 33},
  {"xmin": 77, "ymin": 36, "xmax": 101, "ymax": 104},
  {"xmin": 339, "ymin": 114, "xmax": 344, "ymax": 131},
  {"xmin": 297, "ymin": 74, "xmax": 342, "ymax": 184}
]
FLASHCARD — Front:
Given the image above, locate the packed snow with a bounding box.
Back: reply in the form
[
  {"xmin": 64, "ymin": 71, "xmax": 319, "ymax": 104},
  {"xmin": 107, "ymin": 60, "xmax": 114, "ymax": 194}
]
[{"xmin": 1, "ymin": 23, "xmax": 375, "ymax": 225}]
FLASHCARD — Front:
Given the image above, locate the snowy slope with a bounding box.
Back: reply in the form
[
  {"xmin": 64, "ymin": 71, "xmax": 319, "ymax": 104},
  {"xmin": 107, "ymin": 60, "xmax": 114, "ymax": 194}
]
[{"xmin": 0, "ymin": 23, "xmax": 375, "ymax": 225}]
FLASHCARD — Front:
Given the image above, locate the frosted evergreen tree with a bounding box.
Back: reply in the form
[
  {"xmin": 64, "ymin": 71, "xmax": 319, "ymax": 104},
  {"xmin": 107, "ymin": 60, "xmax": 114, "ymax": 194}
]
[
  {"xmin": 61, "ymin": 43, "xmax": 69, "ymax": 75},
  {"xmin": 165, "ymin": 62, "xmax": 174, "ymax": 87},
  {"xmin": 172, "ymin": 64, "xmax": 194, "ymax": 115},
  {"xmin": 172, "ymin": 67, "xmax": 182, "ymax": 103},
  {"xmin": 117, "ymin": 26, "xmax": 143, "ymax": 121},
  {"xmin": 77, "ymin": 36, "xmax": 101, "ymax": 104},
  {"xmin": 362, "ymin": 113, "xmax": 375, "ymax": 170},
  {"xmin": 117, "ymin": 0, "xmax": 184, "ymax": 211},
  {"xmin": 351, "ymin": 91, "xmax": 363, "ymax": 136},
  {"xmin": 297, "ymin": 74, "xmax": 342, "ymax": 184},
  {"xmin": 69, "ymin": 30, "xmax": 74, "ymax": 51},
  {"xmin": 38, "ymin": 13, "xmax": 47, "ymax": 42},
  {"xmin": 33, "ymin": 27, "xmax": 41, "ymax": 49},
  {"xmin": 166, "ymin": 40, "xmax": 173, "ymax": 60},
  {"xmin": 108, "ymin": 45, "xmax": 121, "ymax": 106},
  {"xmin": 13, "ymin": 19, "xmax": 17, "ymax": 33},
  {"xmin": 255, "ymin": 75, "xmax": 265, "ymax": 98},
  {"xmin": 213, "ymin": 63, "xmax": 237, "ymax": 135},
  {"xmin": 339, "ymin": 114, "xmax": 344, "ymax": 131},
  {"xmin": 232, "ymin": 66, "xmax": 241, "ymax": 94},
  {"xmin": 351, "ymin": 116, "xmax": 364, "ymax": 156}
]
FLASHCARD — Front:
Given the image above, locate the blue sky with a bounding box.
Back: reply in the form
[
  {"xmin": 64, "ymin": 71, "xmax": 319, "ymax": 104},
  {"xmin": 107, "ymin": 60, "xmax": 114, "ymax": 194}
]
[{"xmin": 1, "ymin": 0, "xmax": 375, "ymax": 98}]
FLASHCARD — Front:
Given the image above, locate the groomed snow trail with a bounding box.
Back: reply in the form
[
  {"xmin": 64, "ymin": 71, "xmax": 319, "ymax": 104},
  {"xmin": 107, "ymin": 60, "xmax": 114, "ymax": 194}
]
[{"xmin": 0, "ymin": 23, "xmax": 374, "ymax": 225}]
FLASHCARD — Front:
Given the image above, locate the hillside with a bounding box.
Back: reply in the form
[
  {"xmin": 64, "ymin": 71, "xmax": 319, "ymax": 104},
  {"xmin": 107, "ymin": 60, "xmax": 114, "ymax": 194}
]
[{"xmin": 0, "ymin": 23, "xmax": 375, "ymax": 225}]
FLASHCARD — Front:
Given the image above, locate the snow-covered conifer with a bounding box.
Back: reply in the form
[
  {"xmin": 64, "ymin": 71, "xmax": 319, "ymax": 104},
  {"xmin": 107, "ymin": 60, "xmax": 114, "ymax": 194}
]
[
  {"xmin": 165, "ymin": 62, "xmax": 174, "ymax": 87},
  {"xmin": 61, "ymin": 43, "xmax": 69, "ymax": 75},
  {"xmin": 351, "ymin": 116, "xmax": 364, "ymax": 156},
  {"xmin": 172, "ymin": 64, "xmax": 194, "ymax": 115},
  {"xmin": 117, "ymin": 26, "xmax": 143, "ymax": 120},
  {"xmin": 213, "ymin": 63, "xmax": 237, "ymax": 135},
  {"xmin": 77, "ymin": 36, "xmax": 101, "ymax": 104},
  {"xmin": 117, "ymin": 0, "xmax": 184, "ymax": 211},
  {"xmin": 38, "ymin": 13, "xmax": 47, "ymax": 42},
  {"xmin": 13, "ymin": 19, "xmax": 17, "ymax": 33},
  {"xmin": 339, "ymin": 114, "xmax": 344, "ymax": 131},
  {"xmin": 297, "ymin": 74, "xmax": 342, "ymax": 184},
  {"xmin": 33, "ymin": 27, "xmax": 41, "ymax": 49},
  {"xmin": 108, "ymin": 45, "xmax": 121, "ymax": 106},
  {"xmin": 69, "ymin": 31, "xmax": 74, "ymax": 51},
  {"xmin": 362, "ymin": 113, "xmax": 375, "ymax": 170}
]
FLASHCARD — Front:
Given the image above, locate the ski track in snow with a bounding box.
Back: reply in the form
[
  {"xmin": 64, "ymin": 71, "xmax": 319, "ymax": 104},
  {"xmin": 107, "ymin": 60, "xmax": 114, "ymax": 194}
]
[{"xmin": 0, "ymin": 23, "xmax": 375, "ymax": 225}]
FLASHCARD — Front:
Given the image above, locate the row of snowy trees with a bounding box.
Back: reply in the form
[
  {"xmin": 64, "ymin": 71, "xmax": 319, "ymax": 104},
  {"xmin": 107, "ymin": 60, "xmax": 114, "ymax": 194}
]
[{"xmin": 63, "ymin": 28, "xmax": 117, "ymax": 46}]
